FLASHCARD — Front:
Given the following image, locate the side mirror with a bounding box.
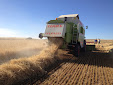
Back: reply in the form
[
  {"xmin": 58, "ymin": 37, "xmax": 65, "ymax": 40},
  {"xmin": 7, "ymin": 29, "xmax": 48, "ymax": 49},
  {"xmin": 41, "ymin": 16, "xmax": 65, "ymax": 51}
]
[
  {"xmin": 86, "ymin": 26, "xmax": 88, "ymax": 29},
  {"xmin": 39, "ymin": 33, "xmax": 43, "ymax": 39}
]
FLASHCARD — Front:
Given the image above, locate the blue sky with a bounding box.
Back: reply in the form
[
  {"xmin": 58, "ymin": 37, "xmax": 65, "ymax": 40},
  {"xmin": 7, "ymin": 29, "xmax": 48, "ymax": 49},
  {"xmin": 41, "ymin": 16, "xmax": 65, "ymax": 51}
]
[{"xmin": 0, "ymin": 0, "xmax": 113, "ymax": 39}]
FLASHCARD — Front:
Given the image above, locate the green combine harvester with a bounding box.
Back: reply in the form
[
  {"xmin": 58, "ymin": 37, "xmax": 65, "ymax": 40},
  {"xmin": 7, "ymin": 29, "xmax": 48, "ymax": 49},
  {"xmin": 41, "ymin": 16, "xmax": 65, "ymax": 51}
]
[{"xmin": 39, "ymin": 14, "xmax": 88, "ymax": 57}]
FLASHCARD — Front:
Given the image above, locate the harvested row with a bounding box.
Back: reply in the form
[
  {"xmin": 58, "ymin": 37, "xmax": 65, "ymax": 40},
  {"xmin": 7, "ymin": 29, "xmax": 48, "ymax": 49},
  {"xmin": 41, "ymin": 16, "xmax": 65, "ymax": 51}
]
[{"xmin": 37, "ymin": 51, "xmax": 113, "ymax": 85}]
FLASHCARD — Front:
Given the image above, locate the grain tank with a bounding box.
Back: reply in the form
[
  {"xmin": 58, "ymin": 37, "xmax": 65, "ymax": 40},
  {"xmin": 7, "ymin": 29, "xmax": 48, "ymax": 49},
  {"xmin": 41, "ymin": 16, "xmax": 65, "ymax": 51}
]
[{"xmin": 39, "ymin": 14, "xmax": 87, "ymax": 56}]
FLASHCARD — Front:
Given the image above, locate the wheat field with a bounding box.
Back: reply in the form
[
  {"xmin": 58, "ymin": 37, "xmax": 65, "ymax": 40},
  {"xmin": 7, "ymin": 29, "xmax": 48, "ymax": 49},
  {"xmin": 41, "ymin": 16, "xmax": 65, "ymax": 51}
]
[{"xmin": 0, "ymin": 39, "xmax": 113, "ymax": 85}]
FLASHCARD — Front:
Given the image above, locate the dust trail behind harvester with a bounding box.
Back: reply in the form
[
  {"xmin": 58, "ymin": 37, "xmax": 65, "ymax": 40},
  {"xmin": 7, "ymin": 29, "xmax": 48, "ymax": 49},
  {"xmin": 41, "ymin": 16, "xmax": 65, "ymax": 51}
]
[
  {"xmin": 0, "ymin": 38, "xmax": 63, "ymax": 85},
  {"xmin": 38, "ymin": 38, "xmax": 63, "ymax": 58},
  {"xmin": 0, "ymin": 39, "xmax": 47, "ymax": 64}
]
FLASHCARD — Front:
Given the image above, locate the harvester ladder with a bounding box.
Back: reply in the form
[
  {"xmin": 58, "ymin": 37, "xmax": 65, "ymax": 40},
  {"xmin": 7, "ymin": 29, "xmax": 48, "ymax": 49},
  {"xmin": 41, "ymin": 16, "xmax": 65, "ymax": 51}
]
[{"xmin": 72, "ymin": 26, "xmax": 78, "ymax": 44}]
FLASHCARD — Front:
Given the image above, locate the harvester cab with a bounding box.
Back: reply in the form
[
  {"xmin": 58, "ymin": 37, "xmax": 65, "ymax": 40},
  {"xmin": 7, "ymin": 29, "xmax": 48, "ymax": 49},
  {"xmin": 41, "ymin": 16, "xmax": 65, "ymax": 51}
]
[{"xmin": 39, "ymin": 14, "xmax": 86, "ymax": 57}]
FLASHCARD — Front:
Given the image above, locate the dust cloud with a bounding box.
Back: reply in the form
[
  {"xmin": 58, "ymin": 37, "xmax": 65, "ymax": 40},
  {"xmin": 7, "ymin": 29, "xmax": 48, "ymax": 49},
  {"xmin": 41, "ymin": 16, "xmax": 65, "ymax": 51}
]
[
  {"xmin": 0, "ymin": 40, "xmax": 48, "ymax": 64},
  {"xmin": 0, "ymin": 38, "xmax": 63, "ymax": 85}
]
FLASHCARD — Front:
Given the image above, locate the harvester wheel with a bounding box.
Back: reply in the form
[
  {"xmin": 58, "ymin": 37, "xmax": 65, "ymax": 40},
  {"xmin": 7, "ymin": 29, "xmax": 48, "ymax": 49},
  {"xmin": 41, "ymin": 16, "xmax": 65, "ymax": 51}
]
[
  {"xmin": 81, "ymin": 41, "xmax": 86, "ymax": 52},
  {"xmin": 73, "ymin": 44, "xmax": 80, "ymax": 57}
]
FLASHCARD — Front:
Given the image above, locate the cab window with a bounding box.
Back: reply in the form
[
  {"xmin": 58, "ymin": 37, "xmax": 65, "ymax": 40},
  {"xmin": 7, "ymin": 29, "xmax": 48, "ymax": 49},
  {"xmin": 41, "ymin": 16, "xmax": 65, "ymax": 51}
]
[{"xmin": 80, "ymin": 27, "xmax": 83, "ymax": 34}]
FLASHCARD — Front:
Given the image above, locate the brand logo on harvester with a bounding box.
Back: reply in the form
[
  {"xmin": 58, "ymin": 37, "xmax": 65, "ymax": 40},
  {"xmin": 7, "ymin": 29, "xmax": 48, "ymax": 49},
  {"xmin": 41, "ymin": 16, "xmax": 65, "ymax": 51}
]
[{"xmin": 47, "ymin": 25, "xmax": 62, "ymax": 28}]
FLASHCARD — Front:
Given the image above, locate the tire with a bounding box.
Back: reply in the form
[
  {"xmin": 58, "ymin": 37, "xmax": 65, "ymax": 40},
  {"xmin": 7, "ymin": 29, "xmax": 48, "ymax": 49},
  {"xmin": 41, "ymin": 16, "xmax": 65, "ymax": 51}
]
[
  {"xmin": 81, "ymin": 41, "xmax": 86, "ymax": 52},
  {"xmin": 73, "ymin": 44, "xmax": 80, "ymax": 57}
]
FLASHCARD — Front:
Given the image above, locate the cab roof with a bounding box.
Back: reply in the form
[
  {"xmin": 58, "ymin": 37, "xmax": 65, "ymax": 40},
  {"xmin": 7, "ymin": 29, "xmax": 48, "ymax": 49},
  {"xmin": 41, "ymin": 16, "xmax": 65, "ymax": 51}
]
[{"xmin": 58, "ymin": 14, "xmax": 79, "ymax": 19}]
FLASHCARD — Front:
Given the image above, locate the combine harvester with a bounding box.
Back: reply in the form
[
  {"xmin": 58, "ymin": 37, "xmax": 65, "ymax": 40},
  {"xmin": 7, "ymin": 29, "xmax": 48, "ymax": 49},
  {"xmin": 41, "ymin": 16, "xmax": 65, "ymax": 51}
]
[{"xmin": 39, "ymin": 14, "xmax": 88, "ymax": 56}]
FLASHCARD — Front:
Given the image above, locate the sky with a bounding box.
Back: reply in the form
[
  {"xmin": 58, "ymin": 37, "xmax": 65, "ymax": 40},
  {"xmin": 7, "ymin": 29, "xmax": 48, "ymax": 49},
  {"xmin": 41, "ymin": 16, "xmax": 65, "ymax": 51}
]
[{"xmin": 0, "ymin": 0, "xmax": 113, "ymax": 39}]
